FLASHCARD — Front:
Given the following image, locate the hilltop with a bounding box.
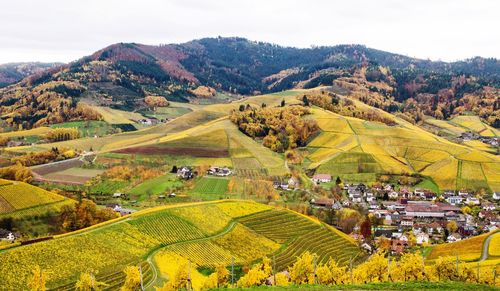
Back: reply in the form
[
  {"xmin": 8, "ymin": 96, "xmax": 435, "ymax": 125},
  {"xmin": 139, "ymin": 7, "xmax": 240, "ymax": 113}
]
[{"xmin": 0, "ymin": 37, "xmax": 498, "ymax": 131}]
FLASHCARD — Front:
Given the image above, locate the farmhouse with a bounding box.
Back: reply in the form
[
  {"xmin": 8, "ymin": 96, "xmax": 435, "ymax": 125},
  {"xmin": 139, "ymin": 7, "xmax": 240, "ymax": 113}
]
[
  {"xmin": 446, "ymin": 196, "xmax": 463, "ymax": 205},
  {"xmin": 312, "ymin": 174, "xmax": 331, "ymax": 183},
  {"xmin": 207, "ymin": 166, "xmax": 232, "ymax": 177},
  {"xmin": 310, "ymin": 198, "xmax": 335, "ymax": 209},
  {"xmin": 177, "ymin": 167, "xmax": 193, "ymax": 179}
]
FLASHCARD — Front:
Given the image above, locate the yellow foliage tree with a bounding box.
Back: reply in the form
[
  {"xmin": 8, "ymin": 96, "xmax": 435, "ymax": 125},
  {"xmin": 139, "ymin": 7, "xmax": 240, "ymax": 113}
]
[
  {"xmin": 237, "ymin": 257, "xmax": 273, "ymax": 288},
  {"xmin": 275, "ymin": 272, "xmax": 290, "ymax": 286},
  {"xmin": 27, "ymin": 265, "xmax": 47, "ymax": 291},
  {"xmin": 353, "ymin": 251, "xmax": 387, "ymax": 283},
  {"xmin": 75, "ymin": 272, "xmax": 105, "ymax": 291},
  {"xmin": 121, "ymin": 266, "xmax": 141, "ymax": 291},
  {"xmin": 289, "ymin": 252, "xmax": 315, "ymax": 284}
]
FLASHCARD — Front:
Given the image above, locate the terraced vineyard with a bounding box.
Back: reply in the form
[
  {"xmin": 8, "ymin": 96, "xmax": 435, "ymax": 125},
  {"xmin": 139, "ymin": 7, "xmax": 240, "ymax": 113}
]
[
  {"xmin": 0, "ymin": 179, "xmax": 69, "ymax": 217},
  {"xmin": 239, "ymin": 209, "xmax": 363, "ymax": 270},
  {"xmin": 238, "ymin": 209, "xmax": 319, "ymax": 243},
  {"xmin": 0, "ymin": 200, "xmax": 362, "ymax": 290},
  {"xmin": 128, "ymin": 212, "xmax": 206, "ymax": 244},
  {"xmin": 273, "ymin": 227, "xmax": 363, "ymax": 270}
]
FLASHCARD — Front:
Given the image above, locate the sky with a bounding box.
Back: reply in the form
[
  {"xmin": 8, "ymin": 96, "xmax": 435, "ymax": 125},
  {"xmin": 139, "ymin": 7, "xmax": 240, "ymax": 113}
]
[{"xmin": 0, "ymin": 0, "xmax": 498, "ymax": 64}]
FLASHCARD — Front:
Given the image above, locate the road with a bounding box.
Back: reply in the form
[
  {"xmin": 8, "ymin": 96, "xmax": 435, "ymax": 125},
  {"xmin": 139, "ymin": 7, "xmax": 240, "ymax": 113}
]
[{"xmin": 480, "ymin": 231, "xmax": 499, "ymax": 261}]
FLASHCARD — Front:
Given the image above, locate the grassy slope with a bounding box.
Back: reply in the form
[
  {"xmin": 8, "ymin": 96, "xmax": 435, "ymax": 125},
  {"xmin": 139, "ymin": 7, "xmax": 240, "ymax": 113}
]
[{"xmin": 307, "ymin": 106, "xmax": 499, "ymax": 191}]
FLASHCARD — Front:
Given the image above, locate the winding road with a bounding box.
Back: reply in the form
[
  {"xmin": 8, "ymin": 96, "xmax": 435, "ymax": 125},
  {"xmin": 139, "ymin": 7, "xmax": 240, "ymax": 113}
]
[{"xmin": 480, "ymin": 231, "xmax": 499, "ymax": 261}]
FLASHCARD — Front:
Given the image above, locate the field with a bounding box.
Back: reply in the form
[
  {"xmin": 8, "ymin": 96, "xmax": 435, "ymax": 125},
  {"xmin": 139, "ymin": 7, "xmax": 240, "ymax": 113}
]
[
  {"xmin": 0, "ymin": 200, "xmax": 361, "ymax": 290},
  {"xmin": 306, "ymin": 107, "xmax": 500, "ymax": 191},
  {"xmin": 0, "ymin": 179, "xmax": 66, "ymax": 214},
  {"xmin": 488, "ymin": 232, "xmax": 500, "ymax": 257},
  {"xmin": 191, "ymin": 177, "xmax": 229, "ymax": 197},
  {"xmin": 91, "ymin": 106, "xmax": 146, "ymax": 124},
  {"xmin": 427, "ymin": 232, "xmax": 493, "ymax": 262},
  {"xmin": 41, "ymin": 167, "xmax": 104, "ymax": 185},
  {"xmin": 129, "ymin": 173, "xmax": 183, "ymax": 199},
  {"xmin": 51, "ymin": 120, "xmax": 121, "ymax": 137}
]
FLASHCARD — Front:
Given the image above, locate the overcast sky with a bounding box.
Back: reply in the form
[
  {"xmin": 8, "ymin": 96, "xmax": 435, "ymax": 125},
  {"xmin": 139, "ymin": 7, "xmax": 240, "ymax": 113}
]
[{"xmin": 0, "ymin": 0, "xmax": 498, "ymax": 64}]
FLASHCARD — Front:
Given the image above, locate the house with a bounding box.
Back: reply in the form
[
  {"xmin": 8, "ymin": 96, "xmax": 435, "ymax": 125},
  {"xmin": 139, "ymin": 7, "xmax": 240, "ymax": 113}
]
[
  {"xmin": 168, "ymin": 193, "xmax": 176, "ymax": 198},
  {"xmin": 0, "ymin": 229, "xmax": 15, "ymax": 242},
  {"xmin": 112, "ymin": 192, "xmax": 123, "ymax": 198},
  {"xmin": 465, "ymin": 197, "xmax": 480, "ymax": 206},
  {"xmin": 138, "ymin": 117, "xmax": 159, "ymax": 126},
  {"xmin": 207, "ymin": 166, "xmax": 232, "ymax": 177},
  {"xmin": 288, "ymin": 177, "xmax": 299, "ymax": 188},
  {"xmin": 111, "ymin": 205, "xmax": 136, "ymax": 216},
  {"xmin": 310, "ymin": 198, "xmax": 335, "ymax": 209},
  {"xmin": 388, "ymin": 191, "xmax": 399, "ymax": 199},
  {"xmin": 352, "ymin": 194, "xmax": 362, "ymax": 203},
  {"xmin": 400, "ymin": 216, "xmax": 414, "ymax": 227},
  {"xmin": 492, "ymin": 192, "xmax": 500, "ymax": 200},
  {"xmin": 368, "ymin": 201, "xmax": 379, "ymax": 209},
  {"xmin": 414, "ymin": 188, "xmax": 426, "ymax": 197},
  {"xmin": 458, "ymin": 190, "xmax": 471, "ymax": 197},
  {"xmin": 447, "ymin": 233, "xmax": 462, "ymax": 243},
  {"xmin": 446, "ymin": 196, "xmax": 463, "ymax": 205},
  {"xmin": 177, "ymin": 167, "xmax": 193, "ymax": 179},
  {"xmin": 482, "ymin": 202, "xmax": 496, "ymax": 211},
  {"xmin": 312, "ymin": 174, "xmax": 332, "ymax": 183},
  {"xmin": 416, "ymin": 233, "xmax": 429, "ymax": 245},
  {"xmin": 391, "ymin": 239, "xmax": 409, "ymax": 255},
  {"xmin": 273, "ymin": 177, "xmax": 289, "ymax": 190},
  {"xmin": 443, "ymin": 190, "xmax": 455, "ymax": 197}
]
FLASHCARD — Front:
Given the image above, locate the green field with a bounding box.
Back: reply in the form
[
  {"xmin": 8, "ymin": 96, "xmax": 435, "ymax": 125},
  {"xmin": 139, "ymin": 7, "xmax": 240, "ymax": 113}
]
[
  {"xmin": 129, "ymin": 174, "xmax": 183, "ymax": 199},
  {"xmin": 191, "ymin": 177, "xmax": 229, "ymax": 197}
]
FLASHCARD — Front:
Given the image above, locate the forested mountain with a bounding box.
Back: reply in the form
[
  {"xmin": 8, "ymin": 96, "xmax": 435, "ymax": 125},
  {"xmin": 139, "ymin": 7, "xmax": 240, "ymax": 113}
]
[
  {"xmin": 0, "ymin": 62, "xmax": 60, "ymax": 87},
  {"xmin": 0, "ymin": 37, "xmax": 499, "ymax": 131}
]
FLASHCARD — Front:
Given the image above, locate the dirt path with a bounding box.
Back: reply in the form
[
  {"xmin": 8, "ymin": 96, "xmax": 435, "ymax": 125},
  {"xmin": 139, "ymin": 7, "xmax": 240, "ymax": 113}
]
[{"xmin": 480, "ymin": 231, "xmax": 499, "ymax": 261}]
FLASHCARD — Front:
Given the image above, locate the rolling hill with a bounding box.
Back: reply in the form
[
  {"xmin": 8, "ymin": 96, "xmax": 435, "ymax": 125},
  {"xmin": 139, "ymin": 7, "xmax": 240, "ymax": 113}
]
[
  {"xmin": 0, "ymin": 37, "xmax": 498, "ymax": 132},
  {"xmin": 0, "ymin": 178, "xmax": 74, "ymax": 219},
  {"xmin": 6, "ymin": 88, "xmax": 498, "ymax": 193},
  {"xmin": 0, "ymin": 200, "xmax": 363, "ymax": 290}
]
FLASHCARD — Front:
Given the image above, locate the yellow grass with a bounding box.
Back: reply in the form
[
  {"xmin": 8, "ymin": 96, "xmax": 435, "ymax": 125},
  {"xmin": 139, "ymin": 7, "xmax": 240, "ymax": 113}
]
[
  {"xmin": 155, "ymin": 250, "xmax": 208, "ymax": 290},
  {"xmin": 427, "ymin": 232, "xmax": 492, "ymax": 262},
  {"xmin": 91, "ymin": 106, "xmax": 145, "ymax": 124},
  {"xmin": 0, "ymin": 127, "xmax": 51, "ymax": 138},
  {"xmin": 488, "ymin": 233, "xmax": 500, "ymax": 257},
  {"xmin": 215, "ymin": 201, "xmax": 272, "ymax": 218},
  {"xmin": 421, "ymin": 157, "xmax": 459, "ymax": 189}
]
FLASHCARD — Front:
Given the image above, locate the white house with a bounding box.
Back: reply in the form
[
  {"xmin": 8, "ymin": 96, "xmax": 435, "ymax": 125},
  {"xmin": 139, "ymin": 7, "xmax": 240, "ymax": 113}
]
[
  {"xmin": 447, "ymin": 233, "xmax": 462, "ymax": 243},
  {"xmin": 388, "ymin": 191, "xmax": 399, "ymax": 199},
  {"xmin": 312, "ymin": 174, "xmax": 332, "ymax": 183},
  {"xmin": 466, "ymin": 197, "xmax": 480, "ymax": 205},
  {"xmin": 446, "ymin": 196, "xmax": 463, "ymax": 205},
  {"xmin": 493, "ymin": 192, "xmax": 500, "ymax": 200},
  {"xmin": 416, "ymin": 233, "xmax": 429, "ymax": 245}
]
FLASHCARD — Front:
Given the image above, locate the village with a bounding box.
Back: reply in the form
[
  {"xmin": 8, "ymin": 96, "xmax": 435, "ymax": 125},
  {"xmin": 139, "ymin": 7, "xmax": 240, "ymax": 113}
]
[{"xmin": 307, "ymin": 173, "xmax": 500, "ymax": 255}]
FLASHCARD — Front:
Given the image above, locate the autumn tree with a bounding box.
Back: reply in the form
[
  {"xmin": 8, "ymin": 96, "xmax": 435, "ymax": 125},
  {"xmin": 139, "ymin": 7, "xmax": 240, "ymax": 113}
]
[
  {"xmin": 121, "ymin": 266, "xmax": 141, "ymax": 291},
  {"xmin": 27, "ymin": 265, "xmax": 47, "ymax": 291},
  {"xmin": 289, "ymin": 252, "xmax": 315, "ymax": 284},
  {"xmin": 45, "ymin": 128, "xmax": 80, "ymax": 142},
  {"xmin": 75, "ymin": 272, "xmax": 105, "ymax": 291},
  {"xmin": 237, "ymin": 257, "xmax": 273, "ymax": 288},
  {"xmin": 446, "ymin": 221, "xmax": 458, "ymax": 234},
  {"xmin": 360, "ymin": 217, "xmax": 372, "ymax": 240},
  {"xmin": 316, "ymin": 258, "xmax": 347, "ymax": 285}
]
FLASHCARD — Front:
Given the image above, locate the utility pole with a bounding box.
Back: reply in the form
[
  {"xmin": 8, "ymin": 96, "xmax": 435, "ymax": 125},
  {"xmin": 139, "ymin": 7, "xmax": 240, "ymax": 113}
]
[
  {"xmin": 387, "ymin": 252, "xmax": 391, "ymax": 282},
  {"xmin": 456, "ymin": 255, "xmax": 459, "ymax": 275},
  {"xmin": 349, "ymin": 256, "xmax": 353, "ymax": 284},
  {"xmin": 231, "ymin": 257, "xmax": 235, "ymax": 288},
  {"xmin": 188, "ymin": 260, "xmax": 191, "ymax": 291},
  {"xmin": 273, "ymin": 254, "xmax": 276, "ymax": 286},
  {"xmin": 477, "ymin": 262, "xmax": 480, "ymax": 282},
  {"xmin": 313, "ymin": 254, "xmax": 317, "ymax": 285},
  {"xmin": 139, "ymin": 265, "xmax": 144, "ymax": 291}
]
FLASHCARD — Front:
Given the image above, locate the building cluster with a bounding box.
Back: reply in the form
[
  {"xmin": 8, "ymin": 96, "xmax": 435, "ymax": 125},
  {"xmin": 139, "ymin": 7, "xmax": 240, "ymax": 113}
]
[
  {"xmin": 459, "ymin": 132, "xmax": 498, "ymax": 147},
  {"xmin": 311, "ymin": 182, "xmax": 500, "ymax": 254}
]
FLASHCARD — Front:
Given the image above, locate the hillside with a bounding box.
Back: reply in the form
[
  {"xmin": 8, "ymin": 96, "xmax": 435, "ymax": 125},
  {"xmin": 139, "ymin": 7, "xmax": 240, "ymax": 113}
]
[
  {"xmin": 0, "ymin": 37, "xmax": 498, "ymax": 132},
  {"xmin": 5, "ymin": 88, "xmax": 498, "ymax": 193},
  {"xmin": 0, "ymin": 178, "xmax": 73, "ymax": 219},
  {"xmin": 0, "ymin": 200, "xmax": 363, "ymax": 290},
  {"xmin": 0, "ymin": 62, "xmax": 60, "ymax": 87}
]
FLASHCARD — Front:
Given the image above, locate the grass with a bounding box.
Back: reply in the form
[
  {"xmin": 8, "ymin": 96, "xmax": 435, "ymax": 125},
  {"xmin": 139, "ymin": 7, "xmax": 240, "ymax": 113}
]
[
  {"xmin": 191, "ymin": 177, "xmax": 229, "ymax": 197},
  {"xmin": 427, "ymin": 232, "xmax": 493, "ymax": 262},
  {"xmin": 211, "ymin": 281, "xmax": 499, "ymax": 290},
  {"xmin": 414, "ymin": 178, "xmax": 440, "ymax": 193},
  {"xmin": 129, "ymin": 174, "xmax": 183, "ymax": 200}
]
